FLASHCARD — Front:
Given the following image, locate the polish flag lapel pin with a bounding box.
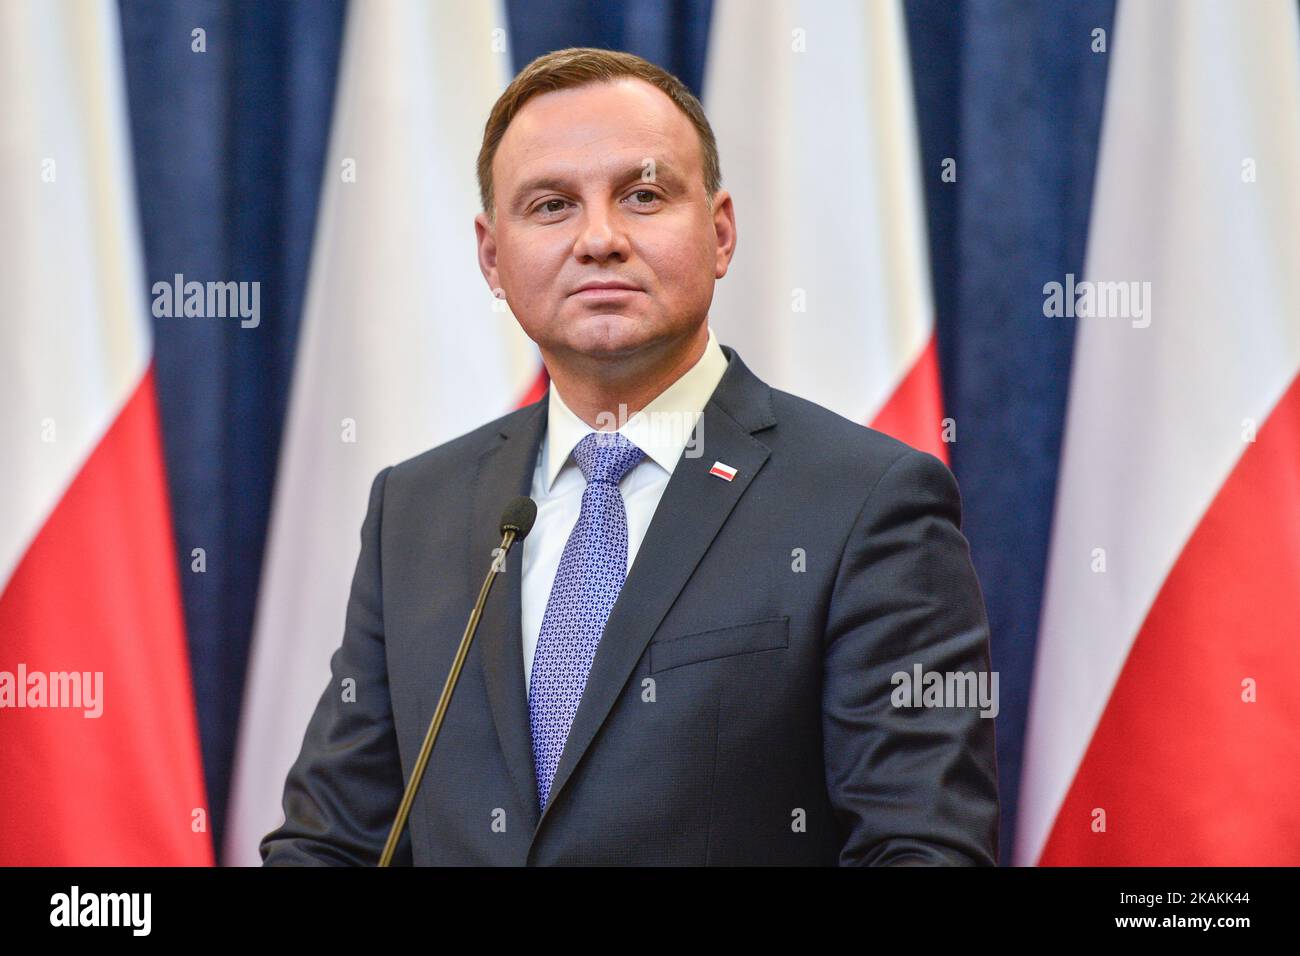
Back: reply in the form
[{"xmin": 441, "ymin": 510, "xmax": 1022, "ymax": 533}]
[{"xmin": 708, "ymin": 461, "xmax": 738, "ymax": 482}]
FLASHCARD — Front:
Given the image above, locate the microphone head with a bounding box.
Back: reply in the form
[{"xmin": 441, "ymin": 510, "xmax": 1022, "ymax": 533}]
[{"xmin": 500, "ymin": 496, "xmax": 538, "ymax": 540}]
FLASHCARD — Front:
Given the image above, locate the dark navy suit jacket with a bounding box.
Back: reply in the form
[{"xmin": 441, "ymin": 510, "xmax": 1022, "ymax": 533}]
[{"xmin": 261, "ymin": 345, "xmax": 999, "ymax": 865}]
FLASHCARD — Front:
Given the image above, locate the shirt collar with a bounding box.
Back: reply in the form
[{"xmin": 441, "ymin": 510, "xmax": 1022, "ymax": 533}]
[{"xmin": 542, "ymin": 325, "xmax": 728, "ymax": 492}]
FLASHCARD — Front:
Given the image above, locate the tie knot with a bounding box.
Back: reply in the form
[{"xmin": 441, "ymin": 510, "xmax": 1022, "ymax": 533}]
[{"xmin": 572, "ymin": 431, "xmax": 644, "ymax": 485}]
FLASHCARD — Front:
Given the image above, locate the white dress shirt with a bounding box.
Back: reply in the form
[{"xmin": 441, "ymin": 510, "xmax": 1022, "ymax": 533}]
[{"xmin": 520, "ymin": 325, "xmax": 729, "ymax": 697}]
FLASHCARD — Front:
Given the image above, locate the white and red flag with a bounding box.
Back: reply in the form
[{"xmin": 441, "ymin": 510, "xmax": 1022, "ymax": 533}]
[
  {"xmin": 703, "ymin": 0, "xmax": 946, "ymax": 458},
  {"xmin": 1018, "ymin": 0, "xmax": 1300, "ymax": 865},
  {"xmin": 0, "ymin": 0, "xmax": 212, "ymax": 865}
]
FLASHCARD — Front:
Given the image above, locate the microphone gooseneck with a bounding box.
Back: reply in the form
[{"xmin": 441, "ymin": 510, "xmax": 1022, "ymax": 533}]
[{"xmin": 378, "ymin": 496, "xmax": 537, "ymax": 866}]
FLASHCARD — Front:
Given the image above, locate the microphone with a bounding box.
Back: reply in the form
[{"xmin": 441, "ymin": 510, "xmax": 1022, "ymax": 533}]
[
  {"xmin": 378, "ymin": 496, "xmax": 537, "ymax": 866},
  {"xmin": 499, "ymin": 495, "xmax": 538, "ymax": 540}
]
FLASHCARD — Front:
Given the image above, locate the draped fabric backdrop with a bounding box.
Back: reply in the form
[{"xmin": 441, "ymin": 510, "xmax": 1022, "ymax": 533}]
[
  {"xmin": 119, "ymin": 0, "xmax": 349, "ymax": 862},
  {"xmin": 116, "ymin": 0, "xmax": 1116, "ymax": 863}
]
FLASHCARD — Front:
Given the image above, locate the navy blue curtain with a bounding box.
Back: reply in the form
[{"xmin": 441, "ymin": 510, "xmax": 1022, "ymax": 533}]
[
  {"xmin": 118, "ymin": 0, "xmax": 1114, "ymax": 865},
  {"xmin": 119, "ymin": 0, "xmax": 347, "ymax": 860},
  {"xmin": 506, "ymin": 0, "xmax": 714, "ymax": 93},
  {"xmin": 904, "ymin": 0, "xmax": 1115, "ymax": 864}
]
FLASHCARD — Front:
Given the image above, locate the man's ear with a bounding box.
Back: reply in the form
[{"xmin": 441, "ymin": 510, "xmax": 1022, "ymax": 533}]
[
  {"xmin": 474, "ymin": 211, "xmax": 502, "ymax": 297},
  {"xmin": 711, "ymin": 189, "xmax": 737, "ymax": 279}
]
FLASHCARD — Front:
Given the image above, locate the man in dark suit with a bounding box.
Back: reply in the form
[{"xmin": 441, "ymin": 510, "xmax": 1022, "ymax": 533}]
[{"xmin": 261, "ymin": 47, "xmax": 998, "ymax": 866}]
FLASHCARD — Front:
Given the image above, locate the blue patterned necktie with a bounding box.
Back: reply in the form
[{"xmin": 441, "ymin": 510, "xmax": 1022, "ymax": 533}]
[{"xmin": 528, "ymin": 430, "xmax": 645, "ymax": 812}]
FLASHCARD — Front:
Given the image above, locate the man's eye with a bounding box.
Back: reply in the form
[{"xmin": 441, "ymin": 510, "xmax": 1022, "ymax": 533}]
[
  {"xmin": 628, "ymin": 189, "xmax": 660, "ymax": 205},
  {"xmin": 537, "ymin": 199, "xmax": 567, "ymax": 215}
]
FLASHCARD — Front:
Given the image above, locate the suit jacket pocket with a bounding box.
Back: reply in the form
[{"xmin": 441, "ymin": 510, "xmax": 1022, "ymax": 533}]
[{"xmin": 649, "ymin": 616, "xmax": 789, "ymax": 674}]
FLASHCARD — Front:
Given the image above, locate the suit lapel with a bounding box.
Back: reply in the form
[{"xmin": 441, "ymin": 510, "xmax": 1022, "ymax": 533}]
[
  {"xmin": 533, "ymin": 346, "xmax": 776, "ymax": 832},
  {"xmin": 472, "ymin": 399, "xmax": 547, "ymax": 833}
]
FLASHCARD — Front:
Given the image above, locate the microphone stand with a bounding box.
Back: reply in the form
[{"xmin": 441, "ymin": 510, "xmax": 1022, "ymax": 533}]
[{"xmin": 378, "ymin": 523, "xmax": 523, "ymax": 867}]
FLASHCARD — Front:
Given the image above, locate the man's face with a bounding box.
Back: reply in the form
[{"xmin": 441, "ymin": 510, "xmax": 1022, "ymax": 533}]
[{"xmin": 475, "ymin": 78, "xmax": 735, "ymax": 368}]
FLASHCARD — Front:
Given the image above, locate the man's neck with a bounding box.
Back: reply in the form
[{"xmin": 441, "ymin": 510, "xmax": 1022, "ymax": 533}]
[{"xmin": 544, "ymin": 324, "xmax": 709, "ymax": 429}]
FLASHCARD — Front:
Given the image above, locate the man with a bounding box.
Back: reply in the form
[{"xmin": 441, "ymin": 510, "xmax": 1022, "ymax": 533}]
[{"xmin": 261, "ymin": 47, "xmax": 998, "ymax": 866}]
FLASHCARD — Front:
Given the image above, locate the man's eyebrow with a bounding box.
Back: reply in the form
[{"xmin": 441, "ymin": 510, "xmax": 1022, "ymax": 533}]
[{"xmin": 509, "ymin": 163, "xmax": 687, "ymax": 211}]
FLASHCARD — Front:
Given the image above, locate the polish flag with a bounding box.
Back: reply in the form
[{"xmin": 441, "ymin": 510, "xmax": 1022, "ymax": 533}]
[
  {"xmin": 703, "ymin": 0, "xmax": 946, "ymax": 459},
  {"xmin": 1017, "ymin": 0, "xmax": 1300, "ymax": 865},
  {"xmin": 223, "ymin": 0, "xmax": 539, "ymax": 864},
  {"xmin": 0, "ymin": 1, "xmax": 212, "ymax": 864}
]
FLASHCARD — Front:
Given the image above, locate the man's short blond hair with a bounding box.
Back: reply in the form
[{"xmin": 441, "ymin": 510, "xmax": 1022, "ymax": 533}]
[{"xmin": 477, "ymin": 47, "xmax": 722, "ymax": 222}]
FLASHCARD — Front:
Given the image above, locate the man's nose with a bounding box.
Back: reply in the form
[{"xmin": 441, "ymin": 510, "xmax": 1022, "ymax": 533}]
[{"xmin": 573, "ymin": 201, "xmax": 630, "ymax": 262}]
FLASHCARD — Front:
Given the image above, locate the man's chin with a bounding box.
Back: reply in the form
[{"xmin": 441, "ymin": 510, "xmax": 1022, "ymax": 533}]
[{"xmin": 557, "ymin": 314, "xmax": 660, "ymax": 360}]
